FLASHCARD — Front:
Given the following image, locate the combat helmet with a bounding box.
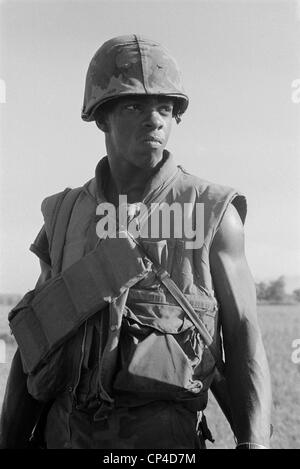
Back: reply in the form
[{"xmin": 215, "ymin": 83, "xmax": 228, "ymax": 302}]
[{"xmin": 81, "ymin": 34, "xmax": 189, "ymax": 122}]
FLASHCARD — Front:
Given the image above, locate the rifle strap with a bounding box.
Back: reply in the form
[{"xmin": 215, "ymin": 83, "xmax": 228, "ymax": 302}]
[{"xmin": 132, "ymin": 235, "xmax": 225, "ymax": 374}]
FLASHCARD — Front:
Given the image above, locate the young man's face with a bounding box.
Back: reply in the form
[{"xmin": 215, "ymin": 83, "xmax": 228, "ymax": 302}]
[{"xmin": 103, "ymin": 95, "xmax": 174, "ymax": 170}]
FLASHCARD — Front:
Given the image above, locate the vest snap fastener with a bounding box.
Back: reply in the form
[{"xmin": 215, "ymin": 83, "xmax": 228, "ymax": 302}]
[{"xmin": 190, "ymin": 387, "xmax": 201, "ymax": 394}]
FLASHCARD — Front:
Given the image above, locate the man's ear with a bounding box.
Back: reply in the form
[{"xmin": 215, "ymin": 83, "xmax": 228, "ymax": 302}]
[{"xmin": 95, "ymin": 119, "xmax": 109, "ymax": 133}]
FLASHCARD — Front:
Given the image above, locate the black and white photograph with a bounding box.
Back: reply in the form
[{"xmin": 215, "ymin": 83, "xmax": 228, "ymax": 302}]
[{"xmin": 0, "ymin": 0, "xmax": 299, "ymax": 452}]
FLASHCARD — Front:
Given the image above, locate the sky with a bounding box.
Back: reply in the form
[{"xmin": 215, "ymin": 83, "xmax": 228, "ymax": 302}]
[{"xmin": 0, "ymin": 0, "xmax": 300, "ymax": 294}]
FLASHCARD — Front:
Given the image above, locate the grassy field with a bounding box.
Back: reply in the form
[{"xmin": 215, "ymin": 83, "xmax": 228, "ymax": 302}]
[
  {"xmin": 0, "ymin": 304, "xmax": 299, "ymax": 449},
  {"xmin": 205, "ymin": 304, "xmax": 300, "ymax": 449}
]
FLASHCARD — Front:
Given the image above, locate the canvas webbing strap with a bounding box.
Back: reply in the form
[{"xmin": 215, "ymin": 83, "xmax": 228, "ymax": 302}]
[
  {"xmin": 49, "ymin": 187, "xmax": 83, "ymax": 275},
  {"xmin": 10, "ymin": 233, "xmax": 150, "ymax": 374},
  {"xmin": 130, "ymin": 234, "xmax": 224, "ymax": 373}
]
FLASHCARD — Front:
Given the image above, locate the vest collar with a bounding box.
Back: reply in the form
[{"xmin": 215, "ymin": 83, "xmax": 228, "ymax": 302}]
[{"xmin": 83, "ymin": 150, "xmax": 179, "ymax": 205}]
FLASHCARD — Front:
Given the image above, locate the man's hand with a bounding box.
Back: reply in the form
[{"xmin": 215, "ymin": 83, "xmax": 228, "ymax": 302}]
[{"xmin": 209, "ymin": 203, "xmax": 272, "ymax": 448}]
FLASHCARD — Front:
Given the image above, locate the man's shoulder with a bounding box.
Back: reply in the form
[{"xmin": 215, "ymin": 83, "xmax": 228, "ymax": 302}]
[
  {"xmin": 177, "ymin": 165, "xmax": 238, "ymax": 199},
  {"xmin": 177, "ymin": 166, "xmax": 247, "ymax": 225},
  {"xmin": 41, "ymin": 187, "xmax": 78, "ymax": 219},
  {"xmin": 41, "ymin": 178, "xmax": 96, "ymax": 219}
]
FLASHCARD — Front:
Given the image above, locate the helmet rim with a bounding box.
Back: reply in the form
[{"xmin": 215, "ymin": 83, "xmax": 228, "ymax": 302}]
[{"xmin": 82, "ymin": 92, "xmax": 189, "ymax": 122}]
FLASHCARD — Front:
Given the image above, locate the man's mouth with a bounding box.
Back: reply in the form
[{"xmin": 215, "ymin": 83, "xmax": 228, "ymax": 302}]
[{"xmin": 142, "ymin": 136, "xmax": 162, "ymax": 145}]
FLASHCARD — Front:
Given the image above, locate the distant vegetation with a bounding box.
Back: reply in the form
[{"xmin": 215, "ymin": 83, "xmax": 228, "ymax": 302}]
[
  {"xmin": 0, "ymin": 294, "xmax": 22, "ymax": 307},
  {"xmin": 256, "ymin": 276, "xmax": 300, "ymax": 304}
]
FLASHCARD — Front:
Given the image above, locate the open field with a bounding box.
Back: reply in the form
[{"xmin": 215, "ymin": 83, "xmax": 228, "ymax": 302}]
[
  {"xmin": 206, "ymin": 304, "xmax": 300, "ymax": 449},
  {"xmin": 0, "ymin": 304, "xmax": 299, "ymax": 449}
]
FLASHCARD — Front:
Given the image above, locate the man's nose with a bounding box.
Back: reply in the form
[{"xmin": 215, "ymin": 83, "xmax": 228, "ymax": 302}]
[{"xmin": 142, "ymin": 109, "xmax": 163, "ymax": 129}]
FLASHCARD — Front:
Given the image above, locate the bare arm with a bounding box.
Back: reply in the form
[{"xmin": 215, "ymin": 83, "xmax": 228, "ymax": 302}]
[
  {"xmin": 210, "ymin": 203, "xmax": 272, "ymax": 448},
  {"xmin": 0, "ymin": 260, "xmax": 51, "ymax": 448}
]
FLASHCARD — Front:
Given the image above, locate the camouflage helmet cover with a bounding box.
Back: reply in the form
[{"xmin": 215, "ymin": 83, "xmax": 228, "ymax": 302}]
[{"xmin": 81, "ymin": 34, "xmax": 189, "ymax": 121}]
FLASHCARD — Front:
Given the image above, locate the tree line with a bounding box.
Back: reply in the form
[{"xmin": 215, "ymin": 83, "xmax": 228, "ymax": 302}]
[{"xmin": 255, "ymin": 276, "xmax": 300, "ymax": 303}]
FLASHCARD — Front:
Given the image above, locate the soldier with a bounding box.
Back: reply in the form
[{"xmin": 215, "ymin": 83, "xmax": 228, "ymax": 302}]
[{"xmin": 0, "ymin": 34, "xmax": 271, "ymax": 449}]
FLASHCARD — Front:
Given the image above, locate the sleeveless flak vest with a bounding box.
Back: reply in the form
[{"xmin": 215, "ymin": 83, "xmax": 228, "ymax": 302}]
[{"xmin": 29, "ymin": 151, "xmax": 246, "ymax": 413}]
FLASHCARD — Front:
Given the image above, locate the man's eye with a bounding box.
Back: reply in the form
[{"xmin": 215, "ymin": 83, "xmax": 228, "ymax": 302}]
[
  {"xmin": 159, "ymin": 105, "xmax": 173, "ymax": 114},
  {"xmin": 124, "ymin": 104, "xmax": 141, "ymax": 111}
]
